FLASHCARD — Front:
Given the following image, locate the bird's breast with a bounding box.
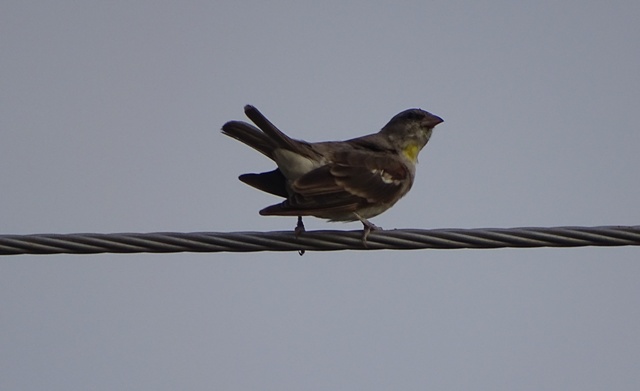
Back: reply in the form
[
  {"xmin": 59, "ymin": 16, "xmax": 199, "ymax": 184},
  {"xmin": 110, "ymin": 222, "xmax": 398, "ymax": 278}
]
[{"xmin": 402, "ymin": 144, "xmax": 420, "ymax": 163}]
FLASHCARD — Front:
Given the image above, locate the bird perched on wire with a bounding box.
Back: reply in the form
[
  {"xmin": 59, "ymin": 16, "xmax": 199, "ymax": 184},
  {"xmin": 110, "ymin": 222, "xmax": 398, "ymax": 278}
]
[{"xmin": 222, "ymin": 105, "xmax": 443, "ymax": 245}]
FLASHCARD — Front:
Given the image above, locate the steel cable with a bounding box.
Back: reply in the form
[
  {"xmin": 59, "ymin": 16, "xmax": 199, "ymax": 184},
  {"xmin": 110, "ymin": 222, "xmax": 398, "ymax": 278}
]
[{"xmin": 1, "ymin": 225, "xmax": 639, "ymax": 255}]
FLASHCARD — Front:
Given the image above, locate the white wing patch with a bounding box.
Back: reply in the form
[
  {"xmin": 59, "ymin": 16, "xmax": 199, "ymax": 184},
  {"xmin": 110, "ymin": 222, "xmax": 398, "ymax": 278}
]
[{"xmin": 371, "ymin": 169, "xmax": 401, "ymax": 185}]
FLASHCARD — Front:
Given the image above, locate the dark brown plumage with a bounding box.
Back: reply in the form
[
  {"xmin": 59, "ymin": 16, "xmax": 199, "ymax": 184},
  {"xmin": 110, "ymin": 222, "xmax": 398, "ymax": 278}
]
[{"xmin": 222, "ymin": 105, "xmax": 443, "ymax": 241}]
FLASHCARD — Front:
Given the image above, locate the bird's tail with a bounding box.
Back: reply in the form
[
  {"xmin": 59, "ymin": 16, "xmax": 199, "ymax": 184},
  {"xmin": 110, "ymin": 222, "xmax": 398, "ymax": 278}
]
[
  {"xmin": 221, "ymin": 119, "xmax": 276, "ymax": 159},
  {"xmin": 243, "ymin": 105, "xmax": 319, "ymax": 160},
  {"xmin": 221, "ymin": 105, "xmax": 305, "ymax": 159}
]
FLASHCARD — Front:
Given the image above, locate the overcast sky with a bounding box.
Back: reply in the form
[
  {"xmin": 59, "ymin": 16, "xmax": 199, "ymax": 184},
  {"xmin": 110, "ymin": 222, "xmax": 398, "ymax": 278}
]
[{"xmin": 2, "ymin": 1, "xmax": 640, "ymax": 390}]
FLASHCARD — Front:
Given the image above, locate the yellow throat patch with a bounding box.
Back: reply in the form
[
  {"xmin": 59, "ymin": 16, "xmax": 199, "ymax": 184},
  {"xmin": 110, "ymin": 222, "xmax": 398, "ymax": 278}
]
[{"xmin": 402, "ymin": 144, "xmax": 420, "ymax": 163}]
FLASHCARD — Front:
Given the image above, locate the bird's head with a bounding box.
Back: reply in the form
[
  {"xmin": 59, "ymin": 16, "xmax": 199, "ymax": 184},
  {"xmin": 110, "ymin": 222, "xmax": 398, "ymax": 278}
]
[{"xmin": 380, "ymin": 108, "xmax": 444, "ymax": 163}]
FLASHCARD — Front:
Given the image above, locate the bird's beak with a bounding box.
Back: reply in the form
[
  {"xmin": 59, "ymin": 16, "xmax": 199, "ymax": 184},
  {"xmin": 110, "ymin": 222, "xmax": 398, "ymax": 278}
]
[{"xmin": 424, "ymin": 114, "xmax": 444, "ymax": 128}]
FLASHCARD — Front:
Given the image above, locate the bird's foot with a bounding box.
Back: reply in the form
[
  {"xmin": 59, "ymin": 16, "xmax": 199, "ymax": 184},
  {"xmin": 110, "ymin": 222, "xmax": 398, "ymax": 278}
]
[
  {"xmin": 295, "ymin": 216, "xmax": 306, "ymax": 256},
  {"xmin": 355, "ymin": 214, "xmax": 382, "ymax": 248},
  {"xmin": 294, "ymin": 216, "xmax": 306, "ymax": 237}
]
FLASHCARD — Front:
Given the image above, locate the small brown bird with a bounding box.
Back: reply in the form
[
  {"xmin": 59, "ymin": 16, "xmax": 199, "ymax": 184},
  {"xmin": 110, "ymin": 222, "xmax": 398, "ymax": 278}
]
[{"xmin": 222, "ymin": 105, "xmax": 443, "ymax": 244}]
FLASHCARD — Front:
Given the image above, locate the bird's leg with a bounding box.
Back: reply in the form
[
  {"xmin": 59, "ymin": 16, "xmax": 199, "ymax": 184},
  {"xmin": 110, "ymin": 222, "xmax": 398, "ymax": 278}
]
[
  {"xmin": 294, "ymin": 216, "xmax": 306, "ymax": 237},
  {"xmin": 361, "ymin": 221, "xmax": 379, "ymax": 247},
  {"xmin": 354, "ymin": 213, "xmax": 382, "ymax": 247},
  {"xmin": 294, "ymin": 216, "xmax": 306, "ymax": 256}
]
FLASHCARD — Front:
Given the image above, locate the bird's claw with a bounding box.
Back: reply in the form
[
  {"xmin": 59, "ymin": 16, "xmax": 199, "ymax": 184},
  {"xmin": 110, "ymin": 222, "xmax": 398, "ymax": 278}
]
[
  {"xmin": 361, "ymin": 221, "xmax": 382, "ymax": 248},
  {"xmin": 295, "ymin": 216, "xmax": 306, "ymax": 237},
  {"xmin": 295, "ymin": 216, "xmax": 306, "ymax": 255}
]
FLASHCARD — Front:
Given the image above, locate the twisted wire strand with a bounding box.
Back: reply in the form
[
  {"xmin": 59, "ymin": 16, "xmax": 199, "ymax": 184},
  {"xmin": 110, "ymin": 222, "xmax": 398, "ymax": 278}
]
[{"xmin": 1, "ymin": 225, "xmax": 639, "ymax": 255}]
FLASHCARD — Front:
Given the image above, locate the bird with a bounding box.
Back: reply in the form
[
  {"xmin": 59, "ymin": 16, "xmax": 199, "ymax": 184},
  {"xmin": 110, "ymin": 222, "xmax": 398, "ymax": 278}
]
[{"xmin": 221, "ymin": 105, "xmax": 443, "ymax": 245}]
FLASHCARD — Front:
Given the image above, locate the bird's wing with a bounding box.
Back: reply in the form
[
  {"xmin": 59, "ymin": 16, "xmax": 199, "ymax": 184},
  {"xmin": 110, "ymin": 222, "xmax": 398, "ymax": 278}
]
[{"xmin": 259, "ymin": 151, "xmax": 410, "ymax": 216}]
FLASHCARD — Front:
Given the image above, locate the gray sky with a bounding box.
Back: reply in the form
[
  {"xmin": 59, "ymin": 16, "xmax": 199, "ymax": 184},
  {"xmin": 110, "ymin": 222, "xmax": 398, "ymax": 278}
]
[{"xmin": 2, "ymin": 1, "xmax": 639, "ymax": 390}]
